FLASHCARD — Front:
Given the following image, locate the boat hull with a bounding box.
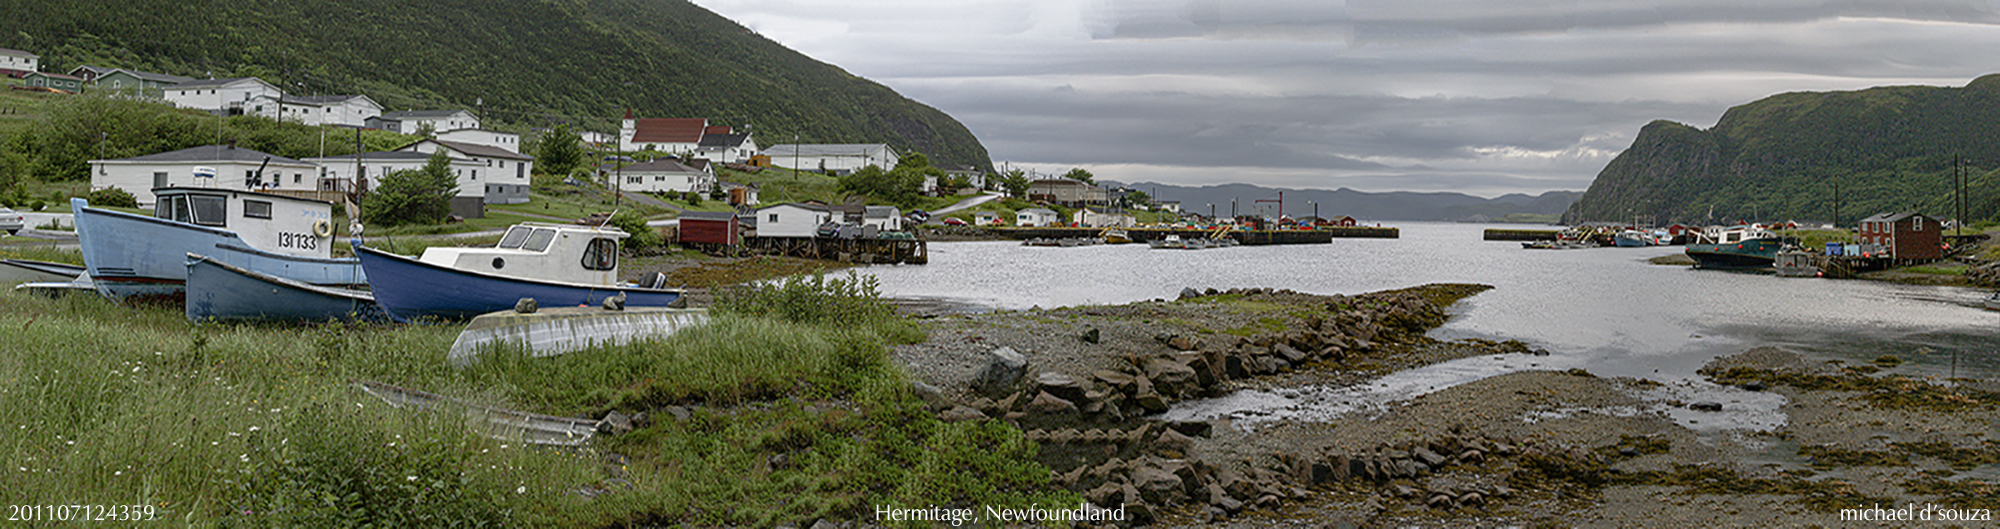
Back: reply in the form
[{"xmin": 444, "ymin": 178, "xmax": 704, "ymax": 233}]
[
  {"xmin": 185, "ymin": 253, "xmax": 386, "ymax": 323},
  {"xmin": 0, "ymin": 259, "xmax": 86, "ymax": 284},
  {"xmin": 1685, "ymin": 239, "xmax": 1783, "ymax": 268},
  {"xmin": 356, "ymin": 244, "xmax": 682, "ymax": 322},
  {"xmin": 72, "ymin": 199, "xmax": 363, "ymax": 302}
]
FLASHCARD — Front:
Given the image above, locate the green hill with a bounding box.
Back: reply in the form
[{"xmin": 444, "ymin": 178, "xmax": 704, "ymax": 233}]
[
  {"xmin": 1563, "ymin": 75, "xmax": 2000, "ymax": 226},
  {"xmin": 0, "ymin": 0, "xmax": 991, "ymax": 169}
]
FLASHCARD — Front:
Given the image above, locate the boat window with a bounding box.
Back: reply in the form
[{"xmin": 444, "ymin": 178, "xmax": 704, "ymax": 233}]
[
  {"xmin": 497, "ymin": 226, "xmax": 532, "ymax": 249},
  {"xmin": 172, "ymin": 196, "xmax": 191, "ymax": 224},
  {"xmin": 581, "ymin": 238, "xmax": 617, "ymax": 271},
  {"xmin": 243, "ymin": 200, "xmax": 272, "ymax": 219},
  {"xmin": 190, "ymin": 195, "xmax": 227, "ymax": 227},
  {"xmin": 154, "ymin": 198, "xmax": 174, "ymax": 220},
  {"xmin": 523, "ymin": 229, "xmax": 557, "ymax": 252}
]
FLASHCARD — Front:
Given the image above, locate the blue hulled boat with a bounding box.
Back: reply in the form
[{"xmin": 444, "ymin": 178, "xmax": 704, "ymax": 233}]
[
  {"xmin": 72, "ymin": 189, "xmax": 361, "ymax": 302},
  {"xmin": 1685, "ymin": 225, "xmax": 1783, "ymax": 269},
  {"xmin": 355, "ymin": 223, "xmax": 681, "ymax": 322},
  {"xmin": 184, "ymin": 253, "xmax": 386, "ymax": 323}
]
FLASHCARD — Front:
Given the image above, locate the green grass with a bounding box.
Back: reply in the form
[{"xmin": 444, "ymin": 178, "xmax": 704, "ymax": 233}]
[
  {"xmin": 0, "ymin": 244, "xmax": 83, "ymax": 264},
  {"xmin": 0, "ymin": 271, "xmax": 1072, "ymax": 526},
  {"xmin": 1778, "ymin": 228, "xmax": 1858, "ymax": 251},
  {"xmin": 721, "ymin": 167, "xmax": 841, "ymax": 205},
  {"xmin": 0, "ymin": 89, "xmax": 63, "ymax": 137}
]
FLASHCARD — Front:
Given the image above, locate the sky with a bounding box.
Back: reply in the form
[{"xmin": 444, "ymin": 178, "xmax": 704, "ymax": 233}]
[{"xmin": 691, "ymin": 0, "xmax": 2000, "ymax": 198}]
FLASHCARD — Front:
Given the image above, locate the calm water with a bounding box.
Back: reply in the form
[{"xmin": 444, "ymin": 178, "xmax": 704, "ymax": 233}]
[{"xmin": 860, "ymin": 222, "xmax": 2000, "ymax": 430}]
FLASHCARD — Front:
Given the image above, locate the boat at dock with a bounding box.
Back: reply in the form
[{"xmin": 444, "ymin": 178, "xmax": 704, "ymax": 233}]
[
  {"xmin": 1614, "ymin": 230, "xmax": 1651, "ymax": 247},
  {"xmin": 1774, "ymin": 249, "xmax": 1820, "ymax": 277},
  {"xmin": 71, "ymin": 189, "xmax": 361, "ymax": 303},
  {"xmin": 1149, "ymin": 234, "xmax": 1186, "ymax": 249},
  {"xmin": 1102, "ymin": 228, "xmax": 1132, "ymax": 244},
  {"xmin": 1685, "ymin": 225, "xmax": 1783, "ymax": 269},
  {"xmin": 0, "ymin": 259, "xmax": 86, "ymax": 284},
  {"xmin": 184, "ymin": 252, "xmax": 386, "ymax": 323},
  {"xmin": 355, "ymin": 223, "xmax": 683, "ymax": 321}
]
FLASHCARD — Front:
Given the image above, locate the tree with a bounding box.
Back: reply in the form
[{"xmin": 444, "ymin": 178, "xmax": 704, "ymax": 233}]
[
  {"xmin": 838, "ymin": 163, "xmax": 927, "ymax": 207},
  {"xmin": 363, "ymin": 150, "xmax": 459, "ymax": 226},
  {"xmin": 413, "ymin": 121, "xmax": 436, "ymax": 139},
  {"xmin": 1062, "ymin": 167, "xmax": 1095, "ymax": 185},
  {"xmin": 998, "ymin": 168, "xmax": 1030, "ymax": 198},
  {"xmin": 1122, "ymin": 189, "xmax": 1152, "ymax": 208},
  {"xmin": 535, "ymin": 124, "xmax": 585, "ymax": 177}
]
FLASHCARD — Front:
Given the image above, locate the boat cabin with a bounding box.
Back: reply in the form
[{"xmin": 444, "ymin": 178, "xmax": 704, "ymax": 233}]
[
  {"xmin": 1699, "ymin": 225, "xmax": 1774, "ymax": 245},
  {"xmin": 151, "ymin": 187, "xmax": 337, "ymax": 259},
  {"xmin": 418, "ymin": 223, "xmax": 628, "ymax": 286}
]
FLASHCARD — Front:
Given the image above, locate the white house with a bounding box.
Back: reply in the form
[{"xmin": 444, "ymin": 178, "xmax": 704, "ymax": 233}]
[
  {"xmin": 695, "ymin": 131, "xmax": 758, "ymax": 164},
  {"xmin": 396, "ymin": 139, "xmax": 534, "ymax": 205},
  {"xmin": 306, "ymin": 151, "xmax": 487, "ymax": 218},
  {"xmin": 90, "ymin": 145, "xmax": 320, "ymax": 206},
  {"xmin": 597, "ymin": 158, "xmax": 713, "ymax": 194},
  {"xmin": 248, "ymin": 94, "xmax": 382, "ymax": 128},
  {"xmin": 761, "ymin": 144, "xmax": 898, "ymax": 175},
  {"xmin": 1016, "ymin": 208, "xmax": 1059, "ymax": 227},
  {"xmin": 864, "ymin": 206, "xmax": 903, "ymax": 232},
  {"xmin": 371, "ymin": 110, "xmax": 481, "ymax": 134},
  {"xmin": 620, "ymin": 116, "xmax": 710, "ymax": 154},
  {"xmin": 436, "ymin": 129, "xmax": 522, "ymax": 154},
  {"xmin": 0, "ymin": 48, "xmax": 36, "ymax": 74},
  {"xmin": 164, "ymin": 77, "xmax": 284, "ymax": 114},
  {"xmin": 974, "ymin": 211, "xmax": 1000, "ymax": 225},
  {"xmin": 754, "ymin": 203, "xmax": 833, "ymax": 238},
  {"xmin": 1073, "ymin": 208, "xmax": 1135, "ymax": 228}
]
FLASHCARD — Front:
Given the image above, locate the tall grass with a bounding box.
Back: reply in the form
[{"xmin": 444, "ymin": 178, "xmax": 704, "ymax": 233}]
[
  {"xmin": 0, "ymin": 270, "xmax": 1072, "ymax": 527},
  {"xmin": 0, "ymin": 243, "xmax": 84, "ymax": 265}
]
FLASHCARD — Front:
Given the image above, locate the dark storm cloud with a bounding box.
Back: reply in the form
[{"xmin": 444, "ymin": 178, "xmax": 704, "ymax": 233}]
[{"xmin": 694, "ymin": 0, "xmax": 2000, "ymax": 195}]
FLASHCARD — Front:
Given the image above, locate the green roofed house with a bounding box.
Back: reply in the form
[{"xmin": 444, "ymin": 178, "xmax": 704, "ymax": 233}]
[
  {"xmin": 24, "ymin": 71, "xmax": 83, "ymax": 92},
  {"xmin": 90, "ymin": 68, "xmax": 193, "ymax": 99}
]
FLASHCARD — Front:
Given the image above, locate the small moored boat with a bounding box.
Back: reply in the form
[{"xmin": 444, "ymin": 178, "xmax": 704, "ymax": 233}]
[
  {"xmin": 1149, "ymin": 234, "xmax": 1186, "ymax": 249},
  {"xmin": 184, "ymin": 252, "xmax": 386, "ymax": 323},
  {"xmin": 355, "ymin": 223, "xmax": 682, "ymax": 321}
]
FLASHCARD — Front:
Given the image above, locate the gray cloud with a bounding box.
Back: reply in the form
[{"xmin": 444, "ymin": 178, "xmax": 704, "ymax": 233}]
[{"xmin": 695, "ymin": 0, "xmax": 2000, "ymax": 196}]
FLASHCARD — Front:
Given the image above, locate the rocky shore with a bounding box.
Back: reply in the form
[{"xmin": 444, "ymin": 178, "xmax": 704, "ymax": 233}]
[{"xmin": 892, "ymin": 284, "xmax": 2000, "ymax": 526}]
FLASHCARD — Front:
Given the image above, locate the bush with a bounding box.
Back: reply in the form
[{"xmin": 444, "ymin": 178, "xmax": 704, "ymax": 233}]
[
  {"xmin": 363, "ymin": 150, "xmax": 459, "ymax": 227},
  {"xmin": 87, "ymin": 187, "xmax": 139, "ymax": 208},
  {"xmin": 232, "ymin": 405, "xmax": 510, "ymax": 526},
  {"xmin": 717, "ymin": 272, "xmax": 898, "ymax": 330},
  {"xmin": 606, "ymin": 210, "xmax": 663, "ymax": 254}
]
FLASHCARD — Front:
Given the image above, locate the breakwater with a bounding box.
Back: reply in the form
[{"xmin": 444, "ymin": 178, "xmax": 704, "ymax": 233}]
[
  {"xmin": 986, "ymin": 226, "xmax": 1396, "ymax": 245},
  {"xmin": 1481, "ymin": 228, "xmax": 1560, "ymax": 241}
]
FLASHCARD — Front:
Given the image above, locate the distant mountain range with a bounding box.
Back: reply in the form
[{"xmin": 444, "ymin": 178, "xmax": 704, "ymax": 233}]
[{"xmin": 1108, "ymin": 181, "xmax": 1580, "ymax": 222}]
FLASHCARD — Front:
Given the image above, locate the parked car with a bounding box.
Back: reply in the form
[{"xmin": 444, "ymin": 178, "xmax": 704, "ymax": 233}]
[
  {"xmin": 0, "ymin": 207, "xmax": 23, "ymax": 235},
  {"xmin": 942, "ymin": 217, "xmax": 967, "ymax": 226}
]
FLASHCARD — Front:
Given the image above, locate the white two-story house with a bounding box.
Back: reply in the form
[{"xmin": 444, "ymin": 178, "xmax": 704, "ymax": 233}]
[
  {"xmin": 396, "ymin": 139, "xmax": 533, "ymax": 205},
  {"xmin": 163, "ymin": 77, "xmax": 284, "ymax": 115}
]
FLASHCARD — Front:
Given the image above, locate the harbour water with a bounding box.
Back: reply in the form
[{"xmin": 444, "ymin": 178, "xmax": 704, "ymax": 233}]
[{"xmin": 863, "ymin": 222, "xmax": 2000, "ymax": 432}]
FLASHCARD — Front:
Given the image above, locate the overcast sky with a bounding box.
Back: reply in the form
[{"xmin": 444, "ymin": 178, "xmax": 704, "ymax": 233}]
[{"xmin": 692, "ymin": 0, "xmax": 2000, "ymax": 197}]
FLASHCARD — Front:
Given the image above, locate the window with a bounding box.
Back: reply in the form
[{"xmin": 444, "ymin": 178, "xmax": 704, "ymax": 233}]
[
  {"xmin": 153, "ymin": 172, "xmax": 168, "ymax": 189},
  {"xmin": 497, "ymin": 226, "xmax": 532, "ymax": 249},
  {"xmin": 171, "ymin": 196, "xmax": 191, "ymax": 223},
  {"xmin": 523, "ymin": 229, "xmax": 557, "ymax": 252},
  {"xmin": 629, "ymin": 176, "xmax": 642, "ymax": 184},
  {"xmin": 293, "ymin": 173, "xmax": 302, "ymax": 184},
  {"xmin": 189, "ymin": 195, "xmax": 226, "ymax": 227},
  {"xmin": 472, "ymin": 170, "xmax": 478, "ymax": 180},
  {"xmin": 244, "ymin": 200, "xmax": 272, "ymax": 219},
  {"xmin": 581, "ymin": 238, "xmax": 618, "ymax": 271},
  {"xmin": 1913, "ymin": 218, "xmax": 1922, "ymax": 231},
  {"xmin": 769, "ymin": 213, "xmax": 779, "ymax": 223}
]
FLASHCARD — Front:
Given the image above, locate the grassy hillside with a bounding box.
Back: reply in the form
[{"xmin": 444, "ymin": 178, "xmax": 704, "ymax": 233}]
[
  {"xmin": 1564, "ymin": 75, "xmax": 2000, "ymax": 226},
  {"xmin": 0, "ymin": 0, "xmax": 991, "ymax": 170}
]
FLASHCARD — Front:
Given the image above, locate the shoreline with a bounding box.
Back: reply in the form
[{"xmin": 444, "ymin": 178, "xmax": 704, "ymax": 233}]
[{"xmin": 890, "ymin": 283, "xmax": 2000, "ymax": 526}]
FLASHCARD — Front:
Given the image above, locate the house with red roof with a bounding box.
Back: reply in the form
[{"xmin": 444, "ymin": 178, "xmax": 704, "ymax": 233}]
[{"xmin": 620, "ymin": 111, "xmax": 711, "ymax": 154}]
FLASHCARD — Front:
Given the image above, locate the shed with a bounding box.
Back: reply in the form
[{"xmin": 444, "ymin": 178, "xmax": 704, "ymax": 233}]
[
  {"xmin": 678, "ymin": 212, "xmax": 740, "ymax": 245},
  {"xmin": 1857, "ymin": 212, "xmax": 1942, "ymax": 260}
]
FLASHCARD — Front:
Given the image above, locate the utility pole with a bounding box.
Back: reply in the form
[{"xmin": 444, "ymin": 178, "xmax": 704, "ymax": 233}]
[{"xmin": 1956, "ymin": 154, "xmax": 1965, "ymax": 237}]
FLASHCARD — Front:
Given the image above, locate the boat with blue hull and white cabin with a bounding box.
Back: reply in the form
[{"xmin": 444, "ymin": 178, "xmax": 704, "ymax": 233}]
[
  {"xmin": 71, "ymin": 188, "xmax": 361, "ymax": 302},
  {"xmin": 184, "ymin": 252, "xmax": 386, "ymax": 323},
  {"xmin": 355, "ymin": 223, "xmax": 682, "ymax": 322}
]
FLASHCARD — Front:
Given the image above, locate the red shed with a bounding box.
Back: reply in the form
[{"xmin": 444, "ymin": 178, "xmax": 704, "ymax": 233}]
[
  {"xmin": 1328, "ymin": 215, "xmax": 1358, "ymax": 227},
  {"xmin": 678, "ymin": 212, "xmax": 740, "ymax": 245},
  {"xmin": 1857, "ymin": 212, "xmax": 1941, "ymax": 260}
]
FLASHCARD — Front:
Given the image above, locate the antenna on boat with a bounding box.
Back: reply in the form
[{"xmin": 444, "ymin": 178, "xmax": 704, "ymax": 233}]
[{"xmin": 598, "ymin": 209, "xmax": 619, "ymax": 229}]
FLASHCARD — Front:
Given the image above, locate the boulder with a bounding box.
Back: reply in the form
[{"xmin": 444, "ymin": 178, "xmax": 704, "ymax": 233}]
[
  {"xmin": 1206, "ymin": 482, "xmax": 1243, "ymax": 514},
  {"xmin": 1132, "ymin": 390, "xmax": 1169, "ymax": 414},
  {"xmin": 1026, "ymin": 391, "xmax": 1078, "ymax": 414},
  {"xmin": 1092, "ymin": 370, "xmax": 1138, "ymax": 394},
  {"xmin": 937, "ymin": 406, "xmax": 987, "ymax": 423},
  {"xmin": 596, "ymin": 411, "xmax": 634, "ymax": 436},
  {"xmin": 1179, "ymin": 287, "xmax": 1203, "ymax": 300},
  {"xmin": 1690, "ymin": 401, "xmax": 1724, "ymax": 412},
  {"xmin": 1166, "ymin": 420, "xmax": 1212, "ymax": 438},
  {"xmin": 1034, "ymin": 371, "xmax": 1088, "ymax": 403},
  {"xmin": 1080, "ymin": 327, "xmax": 1100, "ymax": 344},
  {"xmin": 1087, "ymin": 482, "xmax": 1123, "ymax": 507},
  {"xmin": 1413, "ymin": 446, "xmax": 1449, "ymax": 468},
  {"xmin": 1273, "ymin": 343, "xmax": 1310, "ymax": 364},
  {"xmin": 1224, "ymin": 354, "xmax": 1249, "ymax": 379},
  {"xmin": 1154, "ymin": 427, "xmax": 1196, "ymax": 454},
  {"xmin": 1144, "ymin": 357, "xmax": 1198, "ymax": 396},
  {"xmin": 909, "ymin": 381, "xmax": 950, "ymax": 411},
  {"xmin": 1167, "ymin": 334, "xmax": 1199, "ymax": 351},
  {"xmin": 1174, "ymin": 352, "xmax": 1219, "ymax": 388},
  {"xmin": 973, "ymin": 347, "xmax": 1028, "ymax": 396}
]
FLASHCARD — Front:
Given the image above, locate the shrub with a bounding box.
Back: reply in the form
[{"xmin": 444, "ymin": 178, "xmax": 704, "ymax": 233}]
[
  {"xmin": 87, "ymin": 187, "xmax": 139, "ymax": 208},
  {"xmin": 717, "ymin": 272, "xmax": 899, "ymax": 330},
  {"xmin": 363, "ymin": 150, "xmax": 459, "ymax": 227},
  {"xmin": 607, "ymin": 210, "xmax": 664, "ymax": 254},
  {"xmin": 232, "ymin": 405, "xmax": 510, "ymax": 526}
]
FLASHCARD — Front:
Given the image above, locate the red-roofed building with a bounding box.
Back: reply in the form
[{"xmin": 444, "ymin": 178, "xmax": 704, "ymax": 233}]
[{"xmin": 620, "ymin": 112, "xmax": 710, "ymax": 153}]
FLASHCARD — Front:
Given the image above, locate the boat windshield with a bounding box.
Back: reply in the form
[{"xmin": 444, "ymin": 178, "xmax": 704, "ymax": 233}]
[
  {"xmin": 522, "ymin": 229, "xmax": 557, "ymax": 252},
  {"xmin": 581, "ymin": 238, "xmax": 617, "ymax": 271},
  {"xmin": 190, "ymin": 195, "xmax": 226, "ymax": 228},
  {"xmin": 497, "ymin": 226, "xmax": 533, "ymax": 249}
]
